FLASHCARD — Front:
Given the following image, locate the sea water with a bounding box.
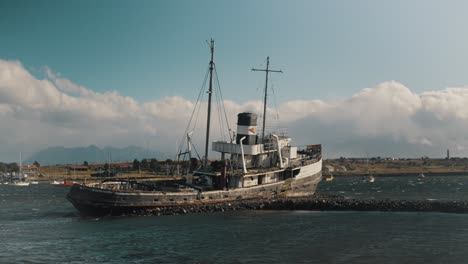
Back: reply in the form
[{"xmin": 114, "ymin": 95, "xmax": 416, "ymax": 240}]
[{"xmin": 1, "ymin": 176, "xmax": 468, "ymax": 263}]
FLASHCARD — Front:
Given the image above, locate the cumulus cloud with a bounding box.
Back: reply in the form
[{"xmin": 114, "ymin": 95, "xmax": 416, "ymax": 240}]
[
  {"xmin": 285, "ymin": 81, "xmax": 468, "ymax": 158},
  {"xmin": 1, "ymin": 58, "xmax": 468, "ymax": 161}
]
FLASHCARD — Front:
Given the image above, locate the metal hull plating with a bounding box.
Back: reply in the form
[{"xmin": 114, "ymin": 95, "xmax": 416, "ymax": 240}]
[{"xmin": 67, "ymin": 160, "xmax": 322, "ymax": 216}]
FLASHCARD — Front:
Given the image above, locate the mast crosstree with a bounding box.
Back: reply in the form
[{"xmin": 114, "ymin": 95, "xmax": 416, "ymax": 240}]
[{"xmin": 252, "ymin": 56, "xmax": 282, "ymax": 143}]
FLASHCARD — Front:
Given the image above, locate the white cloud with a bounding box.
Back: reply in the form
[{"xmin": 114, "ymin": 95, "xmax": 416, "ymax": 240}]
[
  {"xmin": 283, "ymin": 82, "xmax": 468, "ymax": 157},
  {"xmin": 1, "ymin": 58, "xmax": 468, "ymax": 161},
  {"xmin": 45, "ymin": 67, "xmax": 92, "ymax": 96},
  {"xmin": 421, "ymin": 88, "xmax": 468, "ymax": 120}
]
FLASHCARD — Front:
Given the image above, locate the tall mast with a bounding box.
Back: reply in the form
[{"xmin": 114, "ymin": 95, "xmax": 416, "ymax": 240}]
[
  {"xmin": 204, "ymin": 39, "xmax": 215, "ymax": 168},
  {"xmin": 19, "ymin": 152, "xmax": 22, "ymax": 178},
  {"xmin": 252, "ymin": 56, "xmax": 282, "ymax": 143}
]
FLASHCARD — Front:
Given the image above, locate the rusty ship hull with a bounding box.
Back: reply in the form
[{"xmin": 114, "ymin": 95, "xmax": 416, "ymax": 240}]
[{"xmin": 67, "ymin": 159, "xmax": 322, "ymax": 216}]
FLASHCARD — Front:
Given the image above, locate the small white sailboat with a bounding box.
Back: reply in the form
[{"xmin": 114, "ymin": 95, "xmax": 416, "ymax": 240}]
[
  {"xmin": 51, "ymin": 180, "xmax": 64, "ymax": 185},
  {"xmin": 13, "ymin": 152, "xmax": 30, "ymax": 186},
  {"xmin": 12, "ymin": 181, "xmax": 30, "ymax": 186},
  {"xmin": 366, "ymin": 156, "xmax": 375, "ymax": 183},
  {"xmin": 30, "ymin": 181, "xmax": 39, "ymax": 185},
  {"xmin": 418, "ymin": 165, "xmax": 425, "ymax": 179}
]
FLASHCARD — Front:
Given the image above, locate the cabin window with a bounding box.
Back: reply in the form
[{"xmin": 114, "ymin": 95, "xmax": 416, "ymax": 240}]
[{"xmin": 258, "ymin": 176, "xmax": 264, "ymax": 185}]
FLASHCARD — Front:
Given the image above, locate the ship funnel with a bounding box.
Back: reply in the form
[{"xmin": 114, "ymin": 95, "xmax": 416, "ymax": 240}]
[{"xmin": 236, "ymin": 112, "xmax": 257, "ymax": 145}]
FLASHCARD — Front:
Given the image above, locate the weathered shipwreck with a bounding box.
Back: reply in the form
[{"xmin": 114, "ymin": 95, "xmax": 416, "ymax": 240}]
[{"xmin": 67, "ymin": 40, "xmax": 322, "ymax": 216}]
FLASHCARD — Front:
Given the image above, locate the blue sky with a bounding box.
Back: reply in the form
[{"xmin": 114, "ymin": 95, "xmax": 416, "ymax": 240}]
[
  {"xmin": 2, "ymin": 0, "xmax": 468, "ymax": 161},
  {"xmin": 3, "ymin": 0, "xmax": 468, "ymax": 103}
]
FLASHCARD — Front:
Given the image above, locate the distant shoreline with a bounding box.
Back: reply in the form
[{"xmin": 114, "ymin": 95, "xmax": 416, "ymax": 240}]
[{"xmin": 323, "ymin": 157, "xmax": 468, "ymax": 177}]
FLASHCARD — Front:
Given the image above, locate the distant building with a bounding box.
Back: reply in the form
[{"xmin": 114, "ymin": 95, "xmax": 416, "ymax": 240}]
[
  {"xmin": 22, "ymin": 164, "xmax": 38, "ymax": 175},
  {"xmin": 116, "ymin": 162, "xmax": 133, "ymax": 172}
]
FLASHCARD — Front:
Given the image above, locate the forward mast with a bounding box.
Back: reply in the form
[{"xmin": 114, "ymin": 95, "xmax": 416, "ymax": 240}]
[{"xmin": 252, "ymin": 56, "xmax": 282, "ymax": 143}]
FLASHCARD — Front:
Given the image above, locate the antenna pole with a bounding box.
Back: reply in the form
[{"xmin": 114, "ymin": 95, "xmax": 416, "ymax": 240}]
[
  {"xmin": 252, "ymin": 56, "xmax": 282, "ymax": 143},
  {"xmin": 204, "ymin": 39, "xmax": 215, "ymax": 168},
  {"xmin": 19, "ymin": 152, "xmax": 22, "ymax": 180},
  {"xmin": 262, "ymin": 57, "xmax": 269, "ymax": 145}
]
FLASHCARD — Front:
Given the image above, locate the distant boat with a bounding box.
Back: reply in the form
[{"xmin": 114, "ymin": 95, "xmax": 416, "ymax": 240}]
[
  {"xmin": 61, "ymin": 180, "xmax": 74, "ymax": 187},
  {"xmin": 51, "ymin": 180, "xmax": 64, "ymax": 185},
  {"xmin": 30, "ymin": 181, "xmax": 39, "ymax": 185},
  {"xmin": 366, "ymin": 156, "xmax": 375, "ymax": 183},
  {"xmin": 325, "ymin": 174, "xmax": 334, "ymax": 182},
  {"xmin": 419, "ymin": 166, "xmax": 425, "ymax": 179},
  {"xmin": 13, "ymin": 152, "xmax": 30, "ymax": 186},
  {"xmin": 54, "ymin": 180, "xmax": 73, "ymax": 187},
  {"xmin": 12, "ymin": 181, "xmax": 30, "ymax": 186},
  {"xmin": 57, "ymin": 169, "xmax": 75, "ymax": 187}
]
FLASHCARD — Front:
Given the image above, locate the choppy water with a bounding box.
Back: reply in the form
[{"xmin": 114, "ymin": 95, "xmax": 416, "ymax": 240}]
[
  {"xmin": 320, "ymin": 175, "xmax": 468, "ymax": 201},
  {"xmin": 1, "ymin": 176, "xmax": 468, "ymax": 263}
]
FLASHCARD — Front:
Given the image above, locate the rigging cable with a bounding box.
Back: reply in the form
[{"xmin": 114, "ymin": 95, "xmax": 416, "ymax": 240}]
[
  {"xmin": 214, "ymin": 65, "xmax": 232, "ymax": 140},
  {"xmin": 213, "ymin": 64, "xmax": 224, "ymax": 142},
  {"xmin": 176, "ymin": 67, "xmax": 209, "ymax": 161},
  {"xmin": 190, "ymin": 76, "xmax": 209, "ymax": 164},
  {"xmin": 270, "ymin": 83, "xmax": 281, "ymax": 132},
  {"xmin": 214, "ymin": 71, "xmax": 226, "ymax": 141}
]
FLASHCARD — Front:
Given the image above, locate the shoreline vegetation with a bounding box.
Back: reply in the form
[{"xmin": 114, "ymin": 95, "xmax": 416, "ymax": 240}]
[
  {"xmin": 2, "ymin": 157, "xmax": 468, "ymax": 183},
  {"xmin": 0, "ymin": 159, "xmax": 176, "ymax": 183}
]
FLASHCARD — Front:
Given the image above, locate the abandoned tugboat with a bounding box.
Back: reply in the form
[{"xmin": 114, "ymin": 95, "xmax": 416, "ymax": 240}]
[{"xmin": 67, "ymin": 40, "xmax": 322, "ymax": 216}]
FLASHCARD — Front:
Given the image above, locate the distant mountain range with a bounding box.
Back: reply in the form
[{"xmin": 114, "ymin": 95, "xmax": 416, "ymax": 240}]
[{"xmin": 24, "ymin": 145, "xmax": 165, "ymax": 166}]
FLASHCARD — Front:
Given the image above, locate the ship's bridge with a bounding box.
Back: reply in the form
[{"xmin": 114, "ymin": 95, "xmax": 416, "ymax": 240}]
[{"xmin": 212, "ymin": 141, "xmax": 276, "ymax": 156}]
